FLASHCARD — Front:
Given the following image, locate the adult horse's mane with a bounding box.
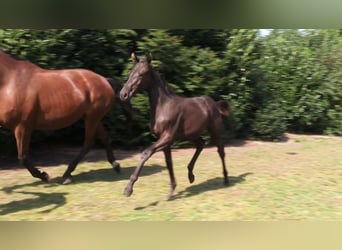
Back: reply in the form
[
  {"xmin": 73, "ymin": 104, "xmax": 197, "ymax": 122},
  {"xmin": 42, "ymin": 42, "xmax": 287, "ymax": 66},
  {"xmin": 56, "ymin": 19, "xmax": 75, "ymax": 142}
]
[{"xmin": 0, "ymin": 48, "xmax": 26, "ymax": 61}]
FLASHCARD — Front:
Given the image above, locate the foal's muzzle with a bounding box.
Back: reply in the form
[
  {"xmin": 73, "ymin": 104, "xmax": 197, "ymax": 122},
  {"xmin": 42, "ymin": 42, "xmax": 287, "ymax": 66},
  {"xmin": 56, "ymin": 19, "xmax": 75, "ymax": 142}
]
[{"xmin": 120, "ymin": 89, "xmax": 130, "ymax": 101}]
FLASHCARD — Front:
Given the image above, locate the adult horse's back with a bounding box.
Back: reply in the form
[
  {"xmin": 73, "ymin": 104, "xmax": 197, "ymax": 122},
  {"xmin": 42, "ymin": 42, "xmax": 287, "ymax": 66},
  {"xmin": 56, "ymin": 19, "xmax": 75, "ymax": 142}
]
[{"xmin": 0, "ymin": 49, "xmax": 120, "ymax": 183}]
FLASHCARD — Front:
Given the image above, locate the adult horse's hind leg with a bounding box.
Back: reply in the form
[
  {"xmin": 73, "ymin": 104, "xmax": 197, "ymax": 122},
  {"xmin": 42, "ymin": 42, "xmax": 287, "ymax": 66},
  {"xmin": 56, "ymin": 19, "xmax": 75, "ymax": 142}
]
[
  {"xmin": 96, "ymin": 123, "xmax": 121, "ymax": 173},
  {"xmin": 62, "ymin": 116, "xmax": 99, "ymax": 184},
  {"xmin": 14, "ymin": 125, "xmax": 50, "ymax": 182},
  {"xmin": 187, "ymin": 137, "xmax": 205, "ymax": 184}
]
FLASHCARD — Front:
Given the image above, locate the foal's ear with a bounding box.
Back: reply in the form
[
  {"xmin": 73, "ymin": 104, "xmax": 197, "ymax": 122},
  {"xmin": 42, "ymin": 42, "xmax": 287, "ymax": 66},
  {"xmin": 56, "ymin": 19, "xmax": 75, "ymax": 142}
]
[
  {"xmin": 131, "ymin": 52, "xmax": 139, "ymax": 64},
  {"xmin": 146, "ymin": 53, "xmax": 152, "ymax": 64}
]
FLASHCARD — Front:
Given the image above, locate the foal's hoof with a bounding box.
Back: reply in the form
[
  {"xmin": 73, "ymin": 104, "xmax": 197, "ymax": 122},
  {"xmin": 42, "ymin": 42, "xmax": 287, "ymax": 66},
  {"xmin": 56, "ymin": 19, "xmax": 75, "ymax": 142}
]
[
  {"xmin": 112, "ymin": 162, "xmax": 121, "ymax": 173},
  {"xmin": 188, "ymin": 173, "xmax": 195, "ymax": 183},
  {"xmin": 41, "ymin": 172, "xmax": 51, "ymax": 183},
  {"xmin": 123, "ymin": 186, "xmax": 133, "ymax": 197},
  {"xmin": 62, "ymin": 176, "xmax": 73, "ymax": 185},
  {"xmin": 167, "ymin": 189, "xmax": 176, "ymax": 200}
]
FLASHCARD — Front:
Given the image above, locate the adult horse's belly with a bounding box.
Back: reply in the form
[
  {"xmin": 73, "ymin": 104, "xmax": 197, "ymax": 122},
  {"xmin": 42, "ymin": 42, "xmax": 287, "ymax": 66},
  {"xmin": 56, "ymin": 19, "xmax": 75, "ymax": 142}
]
[
  {"xmin": 34, "ymin": 83, "xmax": 89, "ymax": 130},
  {"xmin": 35, "ymin": 97, "xmax": 88, "ymax": 130}
]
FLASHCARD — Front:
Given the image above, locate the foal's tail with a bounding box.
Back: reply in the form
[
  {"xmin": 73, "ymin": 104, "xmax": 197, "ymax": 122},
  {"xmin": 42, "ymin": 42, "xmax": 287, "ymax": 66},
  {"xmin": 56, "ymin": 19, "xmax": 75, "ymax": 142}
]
[{"xmin": 216, "ymin": 100, "xmax": 231, "ymax": 116}]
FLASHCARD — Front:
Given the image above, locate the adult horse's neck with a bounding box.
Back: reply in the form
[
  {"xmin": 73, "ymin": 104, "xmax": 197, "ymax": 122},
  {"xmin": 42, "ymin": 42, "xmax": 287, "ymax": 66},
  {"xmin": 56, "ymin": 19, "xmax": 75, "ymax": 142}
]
[
  {"xmin": 0, "ymin": 50, "xmax": 15, "ymax": 71},
  {"xmin": 0, "ymin": 50, "xmax": 37, "ymax": 74},
  {"xmin": 147, "ymin": 69, "xmax": 173, "ymax": 118}
]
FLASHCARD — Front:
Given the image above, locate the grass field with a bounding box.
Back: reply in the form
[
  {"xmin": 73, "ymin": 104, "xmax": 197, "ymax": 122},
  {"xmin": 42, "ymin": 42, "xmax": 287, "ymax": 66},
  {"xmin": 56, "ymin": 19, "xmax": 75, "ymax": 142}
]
[{"xmin": 0, "ymin": 134, "xmax": 341, "ymax": 221}]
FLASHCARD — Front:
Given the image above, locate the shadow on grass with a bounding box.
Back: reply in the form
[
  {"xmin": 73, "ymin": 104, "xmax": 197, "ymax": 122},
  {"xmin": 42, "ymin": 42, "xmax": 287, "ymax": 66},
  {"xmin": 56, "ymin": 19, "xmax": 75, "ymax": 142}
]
[
  {"xmin": 1, "ymin": 164, "xmax": 164, "ymax": 194},
  {"xmin": 0, "ymin": 146, "xmax": 139, "ymax": 170},
  {"xmin": 135, "ymin": 172, "xmax": 253, "ymax": 210},
  {"xmin": 170, "ymin": 172, "xmax": 253, "ymax": 200},
  {"xmin": 0, "ymin": 191, "xmax": 68, "ymax": 216}
]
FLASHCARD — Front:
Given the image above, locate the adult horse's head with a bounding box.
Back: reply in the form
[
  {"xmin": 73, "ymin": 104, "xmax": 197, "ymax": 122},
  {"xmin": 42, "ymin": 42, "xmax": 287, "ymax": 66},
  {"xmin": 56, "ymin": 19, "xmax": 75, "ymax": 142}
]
[{"xmin": 120, "ymin": 52, "xmax": 153, "ymax": 101}]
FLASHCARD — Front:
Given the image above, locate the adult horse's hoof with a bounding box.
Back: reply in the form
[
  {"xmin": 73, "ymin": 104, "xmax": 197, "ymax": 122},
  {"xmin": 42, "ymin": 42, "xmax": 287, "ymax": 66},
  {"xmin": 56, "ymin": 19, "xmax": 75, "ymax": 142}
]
[
  {"xmin": 62, "ymin": 176, "xmax": 73, "ymax": 185},
  {"xmin": 41, "ymin": 172, "xmax": 51, "ymax": 183},
  {"xmin": 123, "ymin": 186, "xmax": 133, "ymax": 197},
  {"xmin": 112, "ymin": 161, "xmax": 121, "ymax": 173}
]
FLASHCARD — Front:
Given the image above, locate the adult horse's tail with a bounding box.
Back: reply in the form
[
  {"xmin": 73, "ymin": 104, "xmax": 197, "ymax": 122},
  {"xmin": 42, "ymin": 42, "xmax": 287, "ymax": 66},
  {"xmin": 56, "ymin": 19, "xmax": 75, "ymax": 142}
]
[
  {"xmin": 106, "ymin": 77, "xmax": 134, "ymax": 136},
  {"xmin": 216, "ymin": 100, "xmax": 231, "ymax": 116},
  {"xmin": 106, "ymin": 77, "xmax": 122, "ymax": 95}
]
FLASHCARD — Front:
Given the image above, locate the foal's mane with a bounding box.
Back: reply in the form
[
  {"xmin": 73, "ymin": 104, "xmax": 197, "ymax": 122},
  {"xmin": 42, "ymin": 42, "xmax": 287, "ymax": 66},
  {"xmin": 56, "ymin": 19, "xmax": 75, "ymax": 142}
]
[{"xmin": 151, "ymin": 67, "xmax": 175, "ymax": 96}]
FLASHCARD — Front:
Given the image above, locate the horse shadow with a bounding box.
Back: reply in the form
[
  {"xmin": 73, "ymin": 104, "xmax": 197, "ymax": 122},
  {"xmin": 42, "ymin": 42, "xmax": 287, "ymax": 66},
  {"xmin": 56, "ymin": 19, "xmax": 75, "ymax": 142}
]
[
  {"xmin": 170, "ymin": 172, "xmax": 253, "ymax": 200},
  {"xmin": 0, "ymin": 146, "xmax": 140, "ymax": 170},
  {"xmin": 1, "ymin": 164, "xmax": 164, "ymax": 194},
  {"xmin": 52, "ymin": 164, "xmax": 164, "ymax": 184},
  {"xmin": 135, "ymin": 172, "xmax": 253, "ymax": 210},
  {"xmin": 0, "ymin": 190, "xmax": 68, "ymax": 216},
  {"xmin": 1, "ymin": 164, "xmax": 163, "ymax": 215}
]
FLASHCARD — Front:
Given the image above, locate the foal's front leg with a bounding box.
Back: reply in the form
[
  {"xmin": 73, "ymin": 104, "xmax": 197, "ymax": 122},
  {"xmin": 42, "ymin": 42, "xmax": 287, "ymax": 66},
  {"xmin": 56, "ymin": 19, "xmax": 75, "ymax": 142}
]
[
  {"xmin": 124, "ymin": 135, "xmax": 173, "ymax": 197},
  {"xmin": 163, "ymin": 146, "xmax": 176, "ymax": 199}
]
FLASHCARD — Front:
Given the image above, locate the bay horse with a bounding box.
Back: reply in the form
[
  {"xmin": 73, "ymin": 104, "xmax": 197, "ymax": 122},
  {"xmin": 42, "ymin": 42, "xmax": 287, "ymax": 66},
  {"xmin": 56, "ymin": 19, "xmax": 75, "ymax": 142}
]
[
  {"xmin": 0, "ymin": 49, "xmax": 121, "ymax": 184},
  {"xmin": 120, "ymin": 52, "xmax": 231, "ymax": 198}
]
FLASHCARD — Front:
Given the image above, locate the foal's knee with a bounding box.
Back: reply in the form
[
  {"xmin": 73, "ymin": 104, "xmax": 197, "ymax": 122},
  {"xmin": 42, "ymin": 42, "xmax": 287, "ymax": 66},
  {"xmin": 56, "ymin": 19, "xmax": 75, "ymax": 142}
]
[{"xmin": 141, "ymin": 148, "xmax": 153, "ymax": 160}]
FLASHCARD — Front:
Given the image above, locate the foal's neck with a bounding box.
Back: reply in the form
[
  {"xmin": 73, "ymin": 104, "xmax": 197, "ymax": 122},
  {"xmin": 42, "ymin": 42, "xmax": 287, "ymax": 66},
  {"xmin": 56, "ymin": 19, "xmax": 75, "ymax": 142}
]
[{"xmin": 147, "ymin": 70, "xmax": 173, "ymax": 116}]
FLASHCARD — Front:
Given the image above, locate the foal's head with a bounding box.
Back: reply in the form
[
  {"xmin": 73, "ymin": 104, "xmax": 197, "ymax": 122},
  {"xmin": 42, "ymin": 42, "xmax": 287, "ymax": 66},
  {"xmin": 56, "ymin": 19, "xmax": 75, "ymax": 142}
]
[{"xmin": 120, "ymin": 52, "xmax": 154, "ymax": 101}]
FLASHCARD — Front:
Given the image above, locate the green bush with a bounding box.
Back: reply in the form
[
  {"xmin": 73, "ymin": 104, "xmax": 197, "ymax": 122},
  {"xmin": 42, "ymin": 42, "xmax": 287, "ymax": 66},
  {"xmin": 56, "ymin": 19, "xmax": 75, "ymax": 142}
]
[
  {"xmin": 251, "ymin": 102, "xmax": 288, "ymax": 141},
  {"xmin": 0, "ymin": 29, "xmax": 341, "ymax": 155}
]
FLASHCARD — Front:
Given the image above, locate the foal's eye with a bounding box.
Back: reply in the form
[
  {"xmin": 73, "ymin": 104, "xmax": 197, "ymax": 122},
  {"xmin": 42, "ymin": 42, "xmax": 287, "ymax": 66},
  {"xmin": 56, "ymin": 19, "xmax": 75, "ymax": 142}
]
[{"xmin": 139, "ymin": 72, "xmax": 148, "ymax": 77}]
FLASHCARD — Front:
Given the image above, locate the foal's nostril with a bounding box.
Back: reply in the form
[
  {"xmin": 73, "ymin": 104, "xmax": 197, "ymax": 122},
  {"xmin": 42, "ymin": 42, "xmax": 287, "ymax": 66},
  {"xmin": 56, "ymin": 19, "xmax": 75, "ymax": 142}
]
[
  {"xmin": 120, "ymin": 92, "xmax": 128, "ymax": 101},
  {"xmin": 120, "ymin": 90, "xmax": 129, "ymax": 101}
]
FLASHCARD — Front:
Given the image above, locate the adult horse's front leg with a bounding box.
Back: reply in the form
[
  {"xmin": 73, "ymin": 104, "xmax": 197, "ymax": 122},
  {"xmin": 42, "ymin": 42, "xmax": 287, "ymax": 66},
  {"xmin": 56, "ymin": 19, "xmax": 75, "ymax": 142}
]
[
  {"xmin": 14, "ymin": 125, "xmax": 50, "ymax": 182},
  {"xmin": 124, "ymin": 135, "xmax": 173, "ymax": 197}
]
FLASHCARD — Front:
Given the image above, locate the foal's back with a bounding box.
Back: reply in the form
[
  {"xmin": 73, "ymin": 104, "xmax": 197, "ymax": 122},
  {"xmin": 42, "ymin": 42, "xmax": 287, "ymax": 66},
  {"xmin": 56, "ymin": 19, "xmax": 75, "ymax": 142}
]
[{"xmin": 160, "ymin": 95, "xmax": 221, "ymax": 141}]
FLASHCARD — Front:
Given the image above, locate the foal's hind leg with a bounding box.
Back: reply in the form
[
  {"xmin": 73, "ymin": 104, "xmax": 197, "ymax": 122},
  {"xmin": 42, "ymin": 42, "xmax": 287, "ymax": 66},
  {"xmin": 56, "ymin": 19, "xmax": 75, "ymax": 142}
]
[
  {"xmin": 14, "ymin": 125, "xmax": 50, "ymax": 182},
  {"xmin": 216, "ymin": 139, "xmax": 229, "ymax": 185},
  {"xmin": 187, "ymin": 137, "xmax": 205, "ymax": 183},
  {"xmin": 96, "ymin": 123, "xmax": 121, "ymax": 173},
  {"xmin": 209, "ymin": 123, "xmax": 229, "ymax": 185}
]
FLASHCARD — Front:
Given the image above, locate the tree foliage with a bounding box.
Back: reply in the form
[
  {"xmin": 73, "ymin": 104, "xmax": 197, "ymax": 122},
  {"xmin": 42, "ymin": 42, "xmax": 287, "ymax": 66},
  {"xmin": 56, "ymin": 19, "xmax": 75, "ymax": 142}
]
[{"xmin": 0, "ymin": 29, "xmax": 341, "ymax": 153}]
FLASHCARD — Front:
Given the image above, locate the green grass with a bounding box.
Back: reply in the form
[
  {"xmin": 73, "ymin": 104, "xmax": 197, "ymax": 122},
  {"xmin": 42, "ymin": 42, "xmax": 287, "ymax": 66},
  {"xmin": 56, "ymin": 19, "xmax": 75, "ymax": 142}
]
[{"xmin": 0, "ymin": 134, "xmax": 341, "ymax": 220}]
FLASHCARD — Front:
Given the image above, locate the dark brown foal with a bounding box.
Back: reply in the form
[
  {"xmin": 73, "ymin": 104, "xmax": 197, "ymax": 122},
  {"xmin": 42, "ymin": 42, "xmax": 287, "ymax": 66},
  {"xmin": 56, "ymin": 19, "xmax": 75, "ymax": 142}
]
[{"xmin": 120, "ymin": 53, "xmax": 231, "ymax": 198}]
